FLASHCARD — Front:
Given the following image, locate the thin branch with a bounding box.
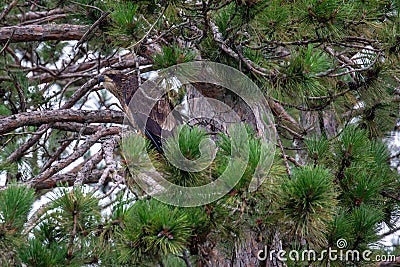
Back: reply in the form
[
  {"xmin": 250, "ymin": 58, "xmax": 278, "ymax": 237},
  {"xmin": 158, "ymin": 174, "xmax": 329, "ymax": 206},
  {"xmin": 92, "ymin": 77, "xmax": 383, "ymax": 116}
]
[
  {"xmin": 127, "ymin": 6, "xmax": 167, "ymax": 49},
  {"xmin": 29, "ymin": 127, "xmax": 120, "ymax": 185},
  {"xmin": 74, "ymin": 11, "xmax": 111, "ymax": 50},
  {"xmin": 276, "ymin": 133, "xmax": 291, "ymax": 178},
  {"xmin": 19, "ymin": 14, "xmax": 67, "ymax": 25},
  {"xmin": 0, "ymin": 0, "xmax": 19, "ymax": 21},
  {"xmin": 0, "ymin": 28, "xmax": 15, "ymax": 54}
]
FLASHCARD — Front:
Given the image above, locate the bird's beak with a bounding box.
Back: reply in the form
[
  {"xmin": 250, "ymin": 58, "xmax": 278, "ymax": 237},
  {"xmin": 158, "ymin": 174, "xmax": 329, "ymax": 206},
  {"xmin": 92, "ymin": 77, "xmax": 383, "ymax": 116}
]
[{"xmin": 98, "ymin": 75, "xmax": 105, "ymax": 84}]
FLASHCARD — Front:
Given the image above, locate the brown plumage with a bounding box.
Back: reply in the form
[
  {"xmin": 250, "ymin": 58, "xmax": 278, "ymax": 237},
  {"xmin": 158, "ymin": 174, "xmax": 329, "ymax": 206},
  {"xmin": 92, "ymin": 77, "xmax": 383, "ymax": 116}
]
[{"xmin": 99, "ymin": 70, "xmax": 180, "ymax": 152}]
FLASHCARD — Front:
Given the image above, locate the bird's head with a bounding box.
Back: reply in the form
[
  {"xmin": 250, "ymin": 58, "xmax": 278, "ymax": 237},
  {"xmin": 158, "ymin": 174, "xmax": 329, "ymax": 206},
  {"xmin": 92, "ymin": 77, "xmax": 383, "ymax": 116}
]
[{"xmin": 98, "ymin": 70, "xmax": 124, "ymax": 96}]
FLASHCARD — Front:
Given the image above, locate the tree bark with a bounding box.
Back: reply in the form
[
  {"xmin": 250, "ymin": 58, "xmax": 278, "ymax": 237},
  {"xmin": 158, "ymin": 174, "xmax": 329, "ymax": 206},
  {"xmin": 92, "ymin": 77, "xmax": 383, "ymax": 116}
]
[
  {"xmin": 0, "ymin": 24, "xmax": 88, "ymax": 43},
  {"xmin": 31, "ymin": 169, "xmax": 112, "ymax": 190},
  {"xmin": 0, "ymin": 109, "xmax": 124, "ymax": 134}
]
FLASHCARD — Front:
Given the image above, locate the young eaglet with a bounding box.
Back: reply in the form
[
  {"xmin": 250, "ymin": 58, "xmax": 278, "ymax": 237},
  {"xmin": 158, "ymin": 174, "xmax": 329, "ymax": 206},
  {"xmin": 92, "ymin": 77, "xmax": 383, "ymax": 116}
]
[{"xmin": 98, "ymin": 70, "xmax": 181, "ymax": 153}]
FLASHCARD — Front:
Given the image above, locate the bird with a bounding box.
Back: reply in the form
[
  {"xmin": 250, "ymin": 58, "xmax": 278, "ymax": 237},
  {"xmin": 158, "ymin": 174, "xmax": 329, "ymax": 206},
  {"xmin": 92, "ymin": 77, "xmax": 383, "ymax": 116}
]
[{"xmin": 98, "ymin": 70, "xmax": 181, "ymax": 153}]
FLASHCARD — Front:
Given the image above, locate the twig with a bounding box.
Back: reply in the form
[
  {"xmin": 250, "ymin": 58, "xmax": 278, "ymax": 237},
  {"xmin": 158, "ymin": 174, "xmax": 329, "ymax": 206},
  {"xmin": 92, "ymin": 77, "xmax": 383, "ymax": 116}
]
[
  {"xmin": 0, "ymin": 28, "xmax": 15, "ymax": 54},
  {"xmin": 74, "ymin": 11, "xmax": 111, "ymax": 50},
  {"xmin": 40, "ymin": 139, "xmax": 74, "ymax": 173},
  {"xmin": 286, "ymin": 155, "xmax": 303, "ymax": 167},
  {"xmin": 276, "ymin": 133, "xmax": 291, "ymax": 178},
  {"xmin": 69, "ymin": 0, "xmax": 104, "ymax": 13},
  {"xmin": 127, "ymin": 6, "xmax": 167, "ymax": 49},
  {"xmin": 0, "ymin": 0, "xmax": 19, "ymax": 21},
  {"xmin": 19, "ymin": 14, "xmax": 67, "ymax": 25},
  {"xmin": 94, "ymin": 136, "xmax": 119, "ymax": 189},
  {"xmin": 67, "ymin": 204, "xmax": 78, "ymax": 258},
  {"xmin": 30, "ymin": 127, "xmax": 120, "ymax": 185}
]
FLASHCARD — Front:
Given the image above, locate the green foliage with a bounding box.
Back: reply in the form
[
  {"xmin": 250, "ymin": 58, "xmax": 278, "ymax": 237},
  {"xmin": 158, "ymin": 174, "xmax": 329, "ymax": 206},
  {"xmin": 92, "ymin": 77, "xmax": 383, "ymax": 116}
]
[
  {"xmin": 0, "ymin": 184, "xmax": 35, "ymax": 232},
  {"xmin": 1, "ymin": 0, "xmax": 399, "ymax": 265},
  {"xmin": 350, "ymin": 204, "xmax": 384, "ymax": 248},
  {"xmin": 18, "ymin": 238, "xmax": 67, "ymax": 267},
  {"xmin": 106, "ymin": 1, "xmax": 142, "ymax": 44},
  {"xmin": 121, "ymin": 133, "xmax": 159, "ymax": 176},
  {"xmin": 153, "ymin": 44, "xmax": 196, "ymax": 69},
  {"xmin": 216, "ymin": 125, "xmax": 273, "ymax": 191},
  {"xmin": 335, "ymin": 127, "xmax": 396, "ymax": 210},
  {"xmin": 163, "ymin": 125, "xmax": 213, "ymax": 187},
  {"xmin": 305, "ymin": 135, "xmax": 330, "ymax": 164},
  {"xmin": 335, "ymin": 126, "xmax": 371, "ymax": 165},
  {"xmin": 327, "ymin": 209, "xmax": 353, "ymax": 247},
  {"xmin": 117, "ymin": 199, "xmax": 192, "ymax": 264},
  {"xmin": 214, "ymin": 2, "xmax": 238, "ymax": 38},
  {"xmin": 48, "ymin": 186, "xmax": 101, "ymax": 235},
  {"xmin": 0, "ymin": 184, "xmax": 35, "ymax": 264},
  {"xmin": 252, "ymin": 1, "xmax": 292, "ymax": 38},
  {"xmin": 277, "ymin": 45, "xmax": 331, "ymax": 101},
  {"xmin": 277, "ymin": 165, "xmax": 338, "ymax": 247}
]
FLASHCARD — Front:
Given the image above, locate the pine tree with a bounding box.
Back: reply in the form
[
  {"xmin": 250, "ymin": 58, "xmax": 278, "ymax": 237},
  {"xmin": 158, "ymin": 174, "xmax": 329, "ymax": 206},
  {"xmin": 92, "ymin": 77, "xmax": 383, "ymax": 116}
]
[{"xmin": 0, "ymin": 0, "xmax": 400, "ymax": 266}]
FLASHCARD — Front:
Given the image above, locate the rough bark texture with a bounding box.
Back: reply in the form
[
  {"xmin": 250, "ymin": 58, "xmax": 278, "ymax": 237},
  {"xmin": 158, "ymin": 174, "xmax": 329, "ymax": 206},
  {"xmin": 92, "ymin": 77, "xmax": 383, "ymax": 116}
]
[
  {"xmin": 0, "ymin": 109, "xmax": 124, "ymax": 134},
  {"xmin": 0, "ymin": 24, "xmax": 88, "ymax": 43}
]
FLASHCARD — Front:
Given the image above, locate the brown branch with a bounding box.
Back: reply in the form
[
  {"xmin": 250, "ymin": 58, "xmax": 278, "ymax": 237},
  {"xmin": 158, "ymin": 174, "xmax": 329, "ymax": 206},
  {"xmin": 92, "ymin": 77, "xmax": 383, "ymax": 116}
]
[
  {"xmin": 7, "ymin": 78, "xmax": 100, "ymax": 163},
  {"xmin": 0, "ymin": 28, "xmax": 14, "ymax": 54},
  {"xmin": 40, "ymin": 139, "xmax": 74, "ymax": 173},
  {"xmin": 7, "ymin": 124, "xmax": 50, "ymax": 162},
  {"xmin": 380, "ymin": 191, "xmax": 400, "ymax": 202},
  {"xmin": 0, "ymin": 0, "xmax": 19, "ymax": 21},
  {"xmin": 29, "ymin": 72, "xmax": 92, "ymax": 83},
  {"xmin": 209, "ymin": 20, "xmax": 273, "ymax": 78},
  {"xmin": 0, "ymin": 24, "xmax": 88, "ymax": 43},
  {"xmin": 29, "ymin": 127, "xmax": 120, "ymax": 185},
  {"xmin": 52, "ymin": 122, "xmax": 103, "ymax": 135},
  {"xmin": 74, "ymin": 11, "xmax": 110, "ymax": 50},
  {"xmin": 278, "ymin": 124, "xmax": 305, "ymax": 140},
  {"xmin": 75, "ymin": 150, "xmax": 104, "ymax": 186},
  {"xmin": 19, "ymin": 14, "xmax": 68, "ymax": 26},
  {"xmin": 7, "ymin": 8, "xmax": 66, "ymax": 21},
  {"xmin": 268, "ymin": 99, "xmax": 302, "ymax": 133},
  {"xmin": 31, "ymin": 169, "xmax": 113, "ymax": 190},
  {"xmin": 286, "ymin": 155, "xmax": 303, "ymax": 167},
  {"xmin": 68, "ymin": 205, "xmax": 78, "ymax": 258},
  {"xmin": 276, "ymin": 133, "xmax": 291, "ymax": 178},
  {"xmin": 0, "ymin": 109, "xmax": 124, "ymax": 135},
  {"xmin": 26, "ymin": 54, "xmax": 152, "ymax": 84}
]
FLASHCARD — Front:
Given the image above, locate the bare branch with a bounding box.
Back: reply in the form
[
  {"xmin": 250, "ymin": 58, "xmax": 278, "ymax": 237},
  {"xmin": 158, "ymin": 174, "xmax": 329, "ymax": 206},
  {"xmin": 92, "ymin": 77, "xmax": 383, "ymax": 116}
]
[
  {"xmin": 0, "ymin": 109, "xmax": 124, "ymax": 135},
  {"xmin": 29, "ymin": 127, "xmax": 120, "ymax": 185},
  {"xmin": 74, "ymin": 11, "xmax": 111, "ymax": 50},
  {"xmin": 0, "ymin": 24, "xmax": 88, "ymax": 43},
  {"xmin": 0, "ymin": 0, "xmax": 19, "ymax": 21}
]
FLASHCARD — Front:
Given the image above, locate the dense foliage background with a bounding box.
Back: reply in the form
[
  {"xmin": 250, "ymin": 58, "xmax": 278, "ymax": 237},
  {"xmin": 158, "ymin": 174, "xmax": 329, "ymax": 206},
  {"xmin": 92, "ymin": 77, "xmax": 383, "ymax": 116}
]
[{"xmin": 0, "ymin": 0, "xmax": 400, "ymax": 266}]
